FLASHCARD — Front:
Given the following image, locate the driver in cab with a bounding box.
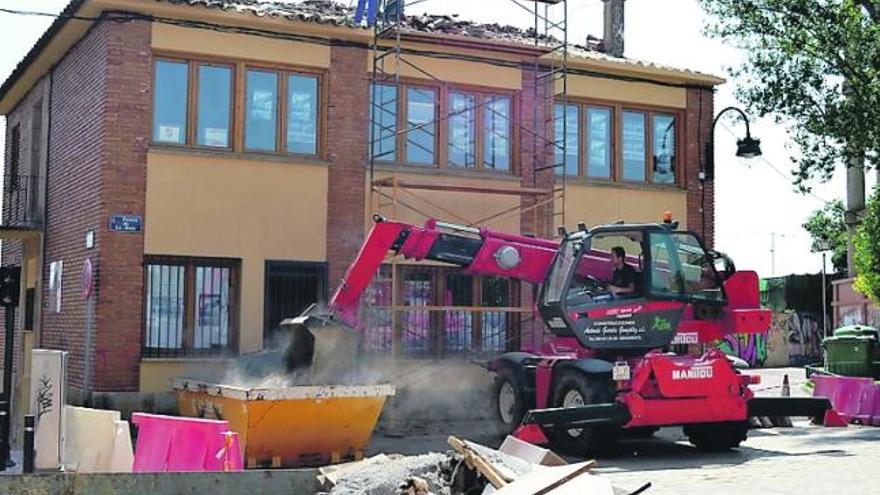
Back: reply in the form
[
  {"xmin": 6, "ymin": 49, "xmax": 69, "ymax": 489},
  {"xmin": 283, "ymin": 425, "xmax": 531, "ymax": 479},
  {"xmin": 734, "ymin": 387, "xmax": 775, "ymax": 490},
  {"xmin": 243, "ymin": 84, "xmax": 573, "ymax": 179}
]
[{"xmin": 606, "ymin": 246, "xmax": 638, "ymax": 298}]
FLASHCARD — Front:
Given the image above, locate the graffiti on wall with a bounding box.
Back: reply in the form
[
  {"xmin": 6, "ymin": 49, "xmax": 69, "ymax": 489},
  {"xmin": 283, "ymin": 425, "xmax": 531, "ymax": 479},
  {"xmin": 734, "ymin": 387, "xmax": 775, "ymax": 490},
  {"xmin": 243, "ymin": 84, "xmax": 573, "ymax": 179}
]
[
  {"xmin": 714, "ymin": 311, "xmax": 823, "ymax": 367},
  {"xmin": 716, "ymin": 333, "xmax": 767, "ymax": 367}
]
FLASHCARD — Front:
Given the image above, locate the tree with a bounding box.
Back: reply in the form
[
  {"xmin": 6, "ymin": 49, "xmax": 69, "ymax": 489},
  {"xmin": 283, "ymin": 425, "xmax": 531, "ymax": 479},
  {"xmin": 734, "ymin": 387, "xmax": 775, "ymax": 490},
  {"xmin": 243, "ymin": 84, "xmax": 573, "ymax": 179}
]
[
  {"xmin": 698, "ymin": 0, "xmax": 880, "ymax": 191},
  {"xmin": 854, "ymin": 188, "xmax": 880, "ymax": 303},
  {"xmin": 802, "ymin": 199, "xmax": 848, "ymax": 273}
]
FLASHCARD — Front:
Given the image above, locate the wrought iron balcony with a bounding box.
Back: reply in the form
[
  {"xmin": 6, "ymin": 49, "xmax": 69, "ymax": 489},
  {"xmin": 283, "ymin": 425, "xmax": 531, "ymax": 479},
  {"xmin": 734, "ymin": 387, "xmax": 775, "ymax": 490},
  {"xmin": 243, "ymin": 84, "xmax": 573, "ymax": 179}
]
[{"xmin": 3, "ymin": 175, "xmax": 43, "ymax": 230}]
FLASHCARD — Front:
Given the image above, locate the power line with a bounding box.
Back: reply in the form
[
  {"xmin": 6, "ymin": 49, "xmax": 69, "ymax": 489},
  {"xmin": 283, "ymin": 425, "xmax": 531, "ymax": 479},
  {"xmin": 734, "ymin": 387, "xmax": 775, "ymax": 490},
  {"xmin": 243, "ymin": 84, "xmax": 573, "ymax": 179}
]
[{"xmin": 717, "ymin": 121, "xmax": 832, "ymax": 204}]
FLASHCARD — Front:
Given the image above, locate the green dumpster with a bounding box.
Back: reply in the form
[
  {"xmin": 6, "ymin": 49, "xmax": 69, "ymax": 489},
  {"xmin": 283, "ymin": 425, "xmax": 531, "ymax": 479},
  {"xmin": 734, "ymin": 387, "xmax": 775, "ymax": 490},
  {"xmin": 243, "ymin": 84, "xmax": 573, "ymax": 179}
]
[{"xmin": 824, "ymin": 325, "xmax": 880, "ymax": 378}]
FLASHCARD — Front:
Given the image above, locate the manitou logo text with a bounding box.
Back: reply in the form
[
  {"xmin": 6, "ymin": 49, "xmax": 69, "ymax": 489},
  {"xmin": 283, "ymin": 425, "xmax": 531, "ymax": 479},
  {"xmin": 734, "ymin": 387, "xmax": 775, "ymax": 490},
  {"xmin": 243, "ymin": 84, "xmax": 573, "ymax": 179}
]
[{"xmin": 671, "ymin": 366, "xmax": 714, "ymax": 380}]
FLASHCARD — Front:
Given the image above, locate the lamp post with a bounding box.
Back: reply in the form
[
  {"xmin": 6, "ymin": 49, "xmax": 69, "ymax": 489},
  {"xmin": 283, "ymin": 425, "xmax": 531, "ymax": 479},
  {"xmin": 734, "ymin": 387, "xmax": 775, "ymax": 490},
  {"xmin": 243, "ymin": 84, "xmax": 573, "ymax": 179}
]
[
  {"xmin": 815, "ymin": 238, "xmax": 833, "ymax": 338},
  {"xmin": 703, "ymin": 106, "xmax": 763, "ymax": 241}
]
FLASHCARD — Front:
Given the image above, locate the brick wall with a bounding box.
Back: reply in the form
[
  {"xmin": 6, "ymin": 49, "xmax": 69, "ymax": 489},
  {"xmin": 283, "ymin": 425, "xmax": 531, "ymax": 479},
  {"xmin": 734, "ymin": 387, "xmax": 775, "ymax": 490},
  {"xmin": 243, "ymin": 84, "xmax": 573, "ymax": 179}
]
[
  {"xmin": 325, "ymin": 45, "xmax": 369, "ymax": 285},
  {"xmin": 37, "ymin": 18, "xmax": 151, "ymax": 395},
  {"xmin": 685, "ymin": 88, "xmax": 715, "ymax": 248},
  {"xmin": 40, "ymin": 21, "xmax": 110, "ymax": 395},
  {"xmin": 518, "ymin": 66, "xmax": 555, "ymax": 239},
  {"xmin": 92, "ymin": 19, "xmax": 151, "ymax": 392}
]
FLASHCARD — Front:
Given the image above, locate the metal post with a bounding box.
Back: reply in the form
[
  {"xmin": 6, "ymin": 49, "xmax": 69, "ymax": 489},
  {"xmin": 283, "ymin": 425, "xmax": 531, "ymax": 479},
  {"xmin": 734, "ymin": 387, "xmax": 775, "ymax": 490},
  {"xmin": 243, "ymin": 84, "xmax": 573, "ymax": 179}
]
[
  {"xmin": 822, "ymin": 251, "xmax": 829, "ymax": 338},
  {"xmin": 0, "ymin": 306, "xmax": 15, "ymax": 470},
  {"xmin": 23, "ymin": 415, "xmax": 34, "ymax": 473}
]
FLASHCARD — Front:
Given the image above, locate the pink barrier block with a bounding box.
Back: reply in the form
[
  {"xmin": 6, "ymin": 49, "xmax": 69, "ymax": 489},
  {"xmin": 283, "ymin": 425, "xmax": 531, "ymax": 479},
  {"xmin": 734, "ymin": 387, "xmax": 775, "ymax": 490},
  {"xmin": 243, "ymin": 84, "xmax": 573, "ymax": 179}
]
[
  {"xmin": 132, "ymin": 413, "xmax": 243, "ymax": 472},
  {"xmin": 812, "ymin": 375, "xmax": 880, "ymax": 426}
]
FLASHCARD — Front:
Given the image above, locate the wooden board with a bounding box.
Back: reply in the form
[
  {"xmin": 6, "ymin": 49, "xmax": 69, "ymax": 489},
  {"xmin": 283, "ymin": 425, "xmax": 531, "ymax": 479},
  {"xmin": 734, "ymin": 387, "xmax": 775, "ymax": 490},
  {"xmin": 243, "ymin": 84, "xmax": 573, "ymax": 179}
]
[{"xmin": 493, "ymin": 462, "xmax": 612, "ymax": 495}]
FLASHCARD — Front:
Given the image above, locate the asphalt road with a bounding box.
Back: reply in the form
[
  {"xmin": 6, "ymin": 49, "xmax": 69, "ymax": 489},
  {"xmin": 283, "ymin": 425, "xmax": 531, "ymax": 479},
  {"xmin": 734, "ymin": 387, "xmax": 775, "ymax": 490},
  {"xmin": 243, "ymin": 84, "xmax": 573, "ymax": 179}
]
[{"xmin": 373, "ymin": 367, "xmax": 880, "ymax": 495}]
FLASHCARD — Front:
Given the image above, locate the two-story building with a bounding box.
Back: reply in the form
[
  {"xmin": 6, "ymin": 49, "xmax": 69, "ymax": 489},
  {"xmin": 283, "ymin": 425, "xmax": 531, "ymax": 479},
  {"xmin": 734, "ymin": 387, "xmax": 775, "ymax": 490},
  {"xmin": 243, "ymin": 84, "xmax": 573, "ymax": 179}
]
[{"xmin": 0, "ymin": 0, "xmax": 721, "ymax": 412}]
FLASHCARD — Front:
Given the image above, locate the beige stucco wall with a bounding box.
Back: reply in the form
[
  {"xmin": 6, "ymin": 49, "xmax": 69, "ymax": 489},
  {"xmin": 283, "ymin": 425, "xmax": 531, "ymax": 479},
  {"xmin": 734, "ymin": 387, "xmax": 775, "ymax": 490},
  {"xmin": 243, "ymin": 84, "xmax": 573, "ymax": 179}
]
[
  {"xmin": 369, "ymin": 50, "xmax": 522, "ymax": 90},
  {"xmin": 367, "ymin": 170, "xmax": 524, "ymax": 235},
  {"xmin": 562, "ymin": 182, "xmax": 688, "ymax": 230},
  {"xmin": 139, "ymin": 358, "xmax": 234, "ymax": 393},
  {"xmin": 564, "ymin": 74, "xmax": 687, "ymax": 108},
  {"xmin": 151, "ymin": 23, "xmax": 331, "ymax": 68},
  {"xmin": 145, "ymin": 151, "xmax": 328, "ymax": 354}
]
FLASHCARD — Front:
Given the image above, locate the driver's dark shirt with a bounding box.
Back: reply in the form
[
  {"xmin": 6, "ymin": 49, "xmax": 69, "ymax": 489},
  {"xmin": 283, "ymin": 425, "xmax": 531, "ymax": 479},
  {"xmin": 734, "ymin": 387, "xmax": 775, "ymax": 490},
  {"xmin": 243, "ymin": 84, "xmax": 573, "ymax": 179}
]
[{"xmin": 612, "ymin": 263, "xmax": 638, "ymax": 290}]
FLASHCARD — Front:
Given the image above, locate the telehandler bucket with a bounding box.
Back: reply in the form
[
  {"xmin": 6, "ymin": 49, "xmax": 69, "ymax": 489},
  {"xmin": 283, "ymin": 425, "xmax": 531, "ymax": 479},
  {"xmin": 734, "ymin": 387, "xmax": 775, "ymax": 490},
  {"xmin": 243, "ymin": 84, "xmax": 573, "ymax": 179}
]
[{"xmin": 280, "ymin": 305, "xmax": 360, "ymax": 382}]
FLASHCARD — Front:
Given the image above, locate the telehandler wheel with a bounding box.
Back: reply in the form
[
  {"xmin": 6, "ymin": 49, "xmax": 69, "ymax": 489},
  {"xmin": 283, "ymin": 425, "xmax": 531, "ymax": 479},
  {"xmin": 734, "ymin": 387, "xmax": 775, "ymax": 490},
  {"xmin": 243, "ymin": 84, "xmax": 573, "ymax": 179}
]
[
  {"xmin": 545, "ymin": 370, "xmax": 617, "ymax": 455},
  {"xmin": 491, "ymin": 370, "xmax": 525, "ymax": 434},
  {"xmin": 624, "ymin": 426, "xmax": 660, "ymax": 439},
  {"xmin": 684, "ymin": 421, "xmax": 749, "ymax": 451}
]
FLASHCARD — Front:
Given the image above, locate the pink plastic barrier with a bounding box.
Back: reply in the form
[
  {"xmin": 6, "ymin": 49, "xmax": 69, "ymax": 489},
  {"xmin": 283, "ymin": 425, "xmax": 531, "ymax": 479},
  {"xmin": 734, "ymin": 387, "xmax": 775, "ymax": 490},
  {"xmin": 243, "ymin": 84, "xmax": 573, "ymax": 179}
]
[
  {"xmin": 812, "ymin": 375, "xmax": 880, "ymax": 426},
  {"xmin": 132, "ymin": 413, "xmax": 243, "ymax": 472}
]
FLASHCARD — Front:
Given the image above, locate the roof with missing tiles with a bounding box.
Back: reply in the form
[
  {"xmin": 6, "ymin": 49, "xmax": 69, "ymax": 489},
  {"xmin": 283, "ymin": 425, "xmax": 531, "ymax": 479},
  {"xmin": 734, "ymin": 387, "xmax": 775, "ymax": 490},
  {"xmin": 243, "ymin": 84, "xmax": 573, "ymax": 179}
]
[
  {"xmin": 153, "ymin": 0, "xmax": 721, "ymax": 82},
  {"xmin": 0, "ymin": 0, "xmax": 723, "ymax": 113}
]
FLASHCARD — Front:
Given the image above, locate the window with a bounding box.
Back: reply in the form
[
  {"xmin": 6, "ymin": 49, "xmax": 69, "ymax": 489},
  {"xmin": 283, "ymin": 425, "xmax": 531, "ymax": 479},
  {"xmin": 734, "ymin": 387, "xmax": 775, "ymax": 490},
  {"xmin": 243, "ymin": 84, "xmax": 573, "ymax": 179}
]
[
  {"xmin": 153, "ymin": 60, "xmax": 188, "ymax": 144},
  {"xmin": 648, "ymin": 232, "xmax": 723, "ymax": 303},
  {"xmin": 406, "ymin": 87, "xmax": 436, "ymax": 165},
  {"xmin": 555, "ymin": 104, "xmax": 579, "ymax": 176},
  {"xmin": 586, "ymin": 107, "xmax": 612, "ymax": 178},
  {"xmin": 484, "ymin": 96, "xmax": 511, "ymax": 170},
  {"xmin": 196, "ymin": 64, "xmax": 232, "ymax": 148},
  {"xmin": 151, "ymin": 59, "xmax": 321, "ymax": 156},
  {"xmin": 370, "ymin": 84, "xmax": 398, "ymax": 162},
  {"xmin": 554, "ymin": 101, "xmax": 679, "ymax": 185},
  {"xmin": 245, "ymin": 70, "xmax": 279, "ymax": 151},
  {"xmin": 449, "ymin": 91, "xmax": 476, "ymax": 168},
  {"xmin": 144, "ymin": 257, "xmax": 239, "ymax": 357},
  {"xmin": 9, "ymin": 125, "xmax": 20, "ymax": 189},
  {"xmin": 287, "ymin": 75, "xmax": 319, "ymax": 155},
  {"xmin": 362, "ymin": 265, "xmax": 519, "ymax": 356},
  {"xmin": 621, "ymin": 111, "xmax": 647, "ymax": 181},
  {"xmin": 652, "ymin": 114, "xmax": 676, "ymax": 184}
]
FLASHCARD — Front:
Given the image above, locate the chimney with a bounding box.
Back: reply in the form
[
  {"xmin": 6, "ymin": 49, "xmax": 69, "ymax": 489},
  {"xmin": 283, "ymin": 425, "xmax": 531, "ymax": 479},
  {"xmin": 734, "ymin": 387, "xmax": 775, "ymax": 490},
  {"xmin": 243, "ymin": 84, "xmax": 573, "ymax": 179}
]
[{"xmin": 603, "ymin": 0, "xmax": 625, "ymax": 58}]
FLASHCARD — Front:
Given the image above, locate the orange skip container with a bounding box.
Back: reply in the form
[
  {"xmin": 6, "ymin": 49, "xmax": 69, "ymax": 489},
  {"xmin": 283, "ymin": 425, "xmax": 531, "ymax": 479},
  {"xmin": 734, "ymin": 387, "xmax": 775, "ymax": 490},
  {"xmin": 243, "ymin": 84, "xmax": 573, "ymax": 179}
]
[{"xmin": 173, "ymin": 378, "xmax": 395, "ymax": 468}]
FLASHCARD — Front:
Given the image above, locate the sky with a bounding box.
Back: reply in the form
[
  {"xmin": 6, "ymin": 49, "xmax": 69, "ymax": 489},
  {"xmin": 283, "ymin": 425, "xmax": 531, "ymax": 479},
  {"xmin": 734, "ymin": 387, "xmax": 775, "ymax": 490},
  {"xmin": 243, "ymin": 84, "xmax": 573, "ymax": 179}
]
[{"xmin": 0, "ymin": 0, "xmax": 873, "ymax": 278}]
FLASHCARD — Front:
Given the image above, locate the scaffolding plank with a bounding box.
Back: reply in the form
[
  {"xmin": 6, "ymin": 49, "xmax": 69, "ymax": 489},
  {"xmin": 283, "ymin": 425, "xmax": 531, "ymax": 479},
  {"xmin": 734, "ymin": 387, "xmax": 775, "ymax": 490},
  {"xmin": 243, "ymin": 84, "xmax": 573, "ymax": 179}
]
[{"xmin": 371, "ymin": 178, "xmax": 553, "ymax": 197}]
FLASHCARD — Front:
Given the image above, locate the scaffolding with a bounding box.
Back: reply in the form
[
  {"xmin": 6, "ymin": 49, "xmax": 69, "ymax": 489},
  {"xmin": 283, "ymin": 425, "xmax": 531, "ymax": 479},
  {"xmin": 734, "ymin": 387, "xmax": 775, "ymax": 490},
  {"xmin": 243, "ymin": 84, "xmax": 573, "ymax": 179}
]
[
  {"xmin": 363, "ymin": 0, "xmax": 571, "ymax": 356},
  {"xmin": 367, "ymin": 0, "xmax": 570, "ymax": 234}
]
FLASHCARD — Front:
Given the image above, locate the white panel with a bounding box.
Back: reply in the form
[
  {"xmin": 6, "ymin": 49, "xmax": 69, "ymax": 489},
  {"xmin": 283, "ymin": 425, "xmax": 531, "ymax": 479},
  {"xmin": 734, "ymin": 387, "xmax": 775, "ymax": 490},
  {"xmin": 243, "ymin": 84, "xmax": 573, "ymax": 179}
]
[{"xmin": 30, "ymin": 349, "xmax": 67, "ymax": 470}]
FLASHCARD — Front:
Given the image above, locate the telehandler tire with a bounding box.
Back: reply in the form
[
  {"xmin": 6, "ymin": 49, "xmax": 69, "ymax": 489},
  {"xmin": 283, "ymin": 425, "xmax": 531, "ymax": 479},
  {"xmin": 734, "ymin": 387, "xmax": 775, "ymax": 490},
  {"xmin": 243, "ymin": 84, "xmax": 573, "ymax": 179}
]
[
  {"xmin": 491, "ymin": 370, "xmax": 526, "ymax": 434},
  {"xmin": 684, "ymin": 421, "xmax": 749, "ymax": 451},
  {"xmin": 545, "ymin": 370, "xmax": 617, "ymax": 455}
]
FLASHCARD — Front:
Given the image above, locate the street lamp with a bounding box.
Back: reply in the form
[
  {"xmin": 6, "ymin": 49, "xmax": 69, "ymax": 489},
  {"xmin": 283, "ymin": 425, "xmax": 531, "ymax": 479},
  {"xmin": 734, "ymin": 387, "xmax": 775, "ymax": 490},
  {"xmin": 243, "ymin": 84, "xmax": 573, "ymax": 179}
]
[
  {"xmin": 815, "ymin": 238, "xmax": 833, "ymax": 338},
  {"xmin": 702, "ymin": 106, "xmax": 763, "ymax": 241},
  {"xmin": 705, "ymin": 106, "xmax": 763, "ymax": 181}
]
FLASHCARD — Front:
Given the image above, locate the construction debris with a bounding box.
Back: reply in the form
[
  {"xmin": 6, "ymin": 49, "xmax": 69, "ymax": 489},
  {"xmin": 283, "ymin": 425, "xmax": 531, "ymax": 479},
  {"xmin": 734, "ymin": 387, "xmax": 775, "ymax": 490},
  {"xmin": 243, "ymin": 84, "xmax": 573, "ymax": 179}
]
[{"xmin": 318, "ymin": 437, "xmax": 644, "ymax": 495}]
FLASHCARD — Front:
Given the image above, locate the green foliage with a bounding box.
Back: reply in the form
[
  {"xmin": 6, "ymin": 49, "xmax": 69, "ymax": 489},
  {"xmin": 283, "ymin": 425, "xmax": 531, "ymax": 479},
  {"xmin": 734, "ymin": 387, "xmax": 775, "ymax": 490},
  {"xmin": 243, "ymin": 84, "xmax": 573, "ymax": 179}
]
[
  {"xmin": 699, "ymin": 0, "xmax": 880, "ymax": 190},
  {"xmin": 802, "ymin": 199, "xmax": 848, "ymax": 273},
  {"xmin": 854, "ymin": 188, "xmax": 880, "ymax": 303}
]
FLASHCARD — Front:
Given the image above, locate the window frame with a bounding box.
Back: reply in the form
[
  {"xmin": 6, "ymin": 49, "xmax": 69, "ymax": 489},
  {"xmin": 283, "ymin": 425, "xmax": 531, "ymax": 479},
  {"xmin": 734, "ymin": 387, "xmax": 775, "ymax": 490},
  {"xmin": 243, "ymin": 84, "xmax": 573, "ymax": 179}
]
[
  {"xmin": 369, "ymin": 78, "xmax": 517, "ymax": 172},
  {"xmin": 9, "ymin": 124, "xmax": 21, "ymax": 190},
  {"xmin": 142, "ymin": 255, "xmax": 241, "ymax": 358},
  {"xmin": 150, "ymin": 54, "xmax": 326, "ymax": 159},
  {"xmin": 403, "ymin": 83, "xmax": 440, "ymax": 167},
  {"xmin": 151, "ymin": 57, "xmax": 191, "ymax": 148},
  {"xmin": 193, "ymin": 61, "xmax": 235, "ymax": 151},
  {"xmin": 555, "ymin": 97, "xmax": 683, "ymax": 187}
]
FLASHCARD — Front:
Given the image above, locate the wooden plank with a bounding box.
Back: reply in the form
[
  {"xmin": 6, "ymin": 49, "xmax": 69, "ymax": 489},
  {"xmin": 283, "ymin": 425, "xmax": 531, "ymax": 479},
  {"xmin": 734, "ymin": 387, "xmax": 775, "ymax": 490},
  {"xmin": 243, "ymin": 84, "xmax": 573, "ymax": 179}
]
[
  {"xmin": 375, "ymin": 305, "xmax": 533, "ymax": 313},
  {"xmin": 493, "ymin": 461, "xmax": 611, "ymax": 495},
  {"xmin": 447, "ymin": 436, "xmax": 509, "ymax": 489},
  {"xmin": 371, "ymin": 178, "xmax": 553, "ymax": 197}
]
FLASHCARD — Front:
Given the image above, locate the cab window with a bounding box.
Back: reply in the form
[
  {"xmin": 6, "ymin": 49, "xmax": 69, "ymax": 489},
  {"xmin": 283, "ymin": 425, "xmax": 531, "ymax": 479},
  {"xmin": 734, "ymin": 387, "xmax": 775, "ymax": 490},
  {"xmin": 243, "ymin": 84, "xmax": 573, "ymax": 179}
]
[
  {"xmin": 648, "ymin": 232, "xmax": 724, "ymax": 303},
  {"xmin": 566, "ymin": 232, "xmax": 644, "ymax": 306}
]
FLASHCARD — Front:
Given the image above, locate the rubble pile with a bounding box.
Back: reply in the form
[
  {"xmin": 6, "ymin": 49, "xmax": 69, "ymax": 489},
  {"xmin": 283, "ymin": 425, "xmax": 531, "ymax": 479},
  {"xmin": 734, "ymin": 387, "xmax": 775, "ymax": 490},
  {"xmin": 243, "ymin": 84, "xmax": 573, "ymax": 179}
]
[{"xmin": 318, "ymin": 436, "xmax": 641, "ymax": 495}]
